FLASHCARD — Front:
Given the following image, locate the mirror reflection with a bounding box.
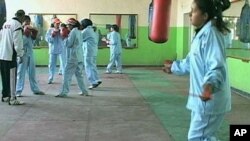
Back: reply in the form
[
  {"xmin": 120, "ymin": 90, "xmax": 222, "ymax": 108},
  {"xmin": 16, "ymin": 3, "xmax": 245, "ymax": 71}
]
[
  {"xmin": 28, "ymin": 13, "xmax": 77, "ymax": 47},
  {"xmin": 223, "ymin": 16, "xmax": 250, "ymax": 49},
  {"xmin": 89, "ymin": 14, "xmax": 138, "ymax": 48}
]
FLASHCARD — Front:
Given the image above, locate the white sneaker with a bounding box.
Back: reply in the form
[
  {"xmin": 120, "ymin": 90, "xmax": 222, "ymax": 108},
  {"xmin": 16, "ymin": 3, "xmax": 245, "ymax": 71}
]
[
  {"xmin": 105, "ymin": 71, "xmax": 111, "ymax": 74},
  {"xmin": 115, "ymin": 71, "xmax": 122, "ymax": 74},
  {"xmin": 16, "ymin": 92, "xmax": 22, "ymax": 97},
  {"xmin": 88, "ymin": 85, "xmax": 94, "ymax": 89},
  {"xmin": 78, "ymin": 92, "xmax": 90, "ymax": 96},
  {"xmin": 1, "ymin": 97, "xmax": 9, "ymax": 102},
  {"xmin": 9, "ymin": 98, "xmax": 25, "ymax": 105}
]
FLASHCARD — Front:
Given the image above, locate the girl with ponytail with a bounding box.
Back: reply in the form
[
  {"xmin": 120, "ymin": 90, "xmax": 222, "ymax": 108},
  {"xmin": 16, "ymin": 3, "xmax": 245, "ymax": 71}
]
[{"xmin": 165, "ymin": 0, "xmax": 232, "ymax": 140}]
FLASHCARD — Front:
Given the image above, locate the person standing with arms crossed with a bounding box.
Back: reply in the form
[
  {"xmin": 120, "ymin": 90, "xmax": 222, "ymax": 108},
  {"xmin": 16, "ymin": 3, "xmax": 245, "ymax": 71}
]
[
  {"xmin": 0, "ymin": 9, "xmax": 25, "ymax": 105},
  {"xmin": 165, "ymin": 0, "xmax": 231, "ymax": 140}
]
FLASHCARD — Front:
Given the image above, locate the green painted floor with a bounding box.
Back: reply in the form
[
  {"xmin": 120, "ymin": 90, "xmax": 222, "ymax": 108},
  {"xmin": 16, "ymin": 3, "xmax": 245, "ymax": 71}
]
[{"xmin": 126, "ymin": 67, "xmax": 245, "ymax": 141}]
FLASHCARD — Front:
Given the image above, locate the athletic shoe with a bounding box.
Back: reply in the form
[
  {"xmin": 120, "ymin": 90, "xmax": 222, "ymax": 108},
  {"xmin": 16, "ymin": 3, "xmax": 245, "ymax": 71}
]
[
  {"xmin": 105, "ymin": 71, "xmax": 111, "ymax": 74},
  {"xmin": 34, "ymin": 91, "xmax": 45, "ymax": 95},
  {"xmin": 1, "ymin": 97, "xmax": 9, "ymax": 102},
  {"xmin": 88, "ymin": 83, "xmax": 99, "ymax": 89},
  {"xmin": 115, "ymin": 71, "xmax": 122, "ymax": 74},
  {"xmin": 55, "ymin": 94, "xmax": 67, "ymax": 98},
  {"xmin": 78, "ymin": 92, "xmax": 90, "ymax": 96},
  {"xmin": 9, "ymin": 98, "xmax": 25, "ymax": 105},
  {"xmin": 16, "ymin": 92, "xmax": 22, "ymax": 97}
]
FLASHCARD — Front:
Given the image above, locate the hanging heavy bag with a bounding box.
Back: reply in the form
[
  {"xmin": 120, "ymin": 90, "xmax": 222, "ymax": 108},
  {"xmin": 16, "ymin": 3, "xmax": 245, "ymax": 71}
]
[
  {"xmin": 128, "ymin": 15, "xmax": 136, "ymax": 39},
  {"xmin": 238, "ymin": 0, "xmax": 250, "ymax": 43},
  {"xmin": 148, "ymin": 0, "xmax": 172, "ymax": 43},
  {"xmin": 148, "ymin": 2, "xmax": 153, "ymax": 39}
]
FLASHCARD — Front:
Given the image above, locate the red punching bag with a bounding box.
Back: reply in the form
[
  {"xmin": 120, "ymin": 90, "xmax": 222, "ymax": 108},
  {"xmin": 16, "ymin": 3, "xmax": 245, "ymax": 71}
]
[
  {"xmin": 116, "ymin": 15, "xmax": 122, "ymax": 28},
  {"xmin": 149, "ymin": 0, "xmax": 172, "ymax": 43}
]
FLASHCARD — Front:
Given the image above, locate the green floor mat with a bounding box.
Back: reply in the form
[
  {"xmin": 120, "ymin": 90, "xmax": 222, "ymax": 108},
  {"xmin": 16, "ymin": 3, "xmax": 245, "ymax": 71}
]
[{"xmin": 128, "ymin": 68, "xmax": 229, "ymax": 141}]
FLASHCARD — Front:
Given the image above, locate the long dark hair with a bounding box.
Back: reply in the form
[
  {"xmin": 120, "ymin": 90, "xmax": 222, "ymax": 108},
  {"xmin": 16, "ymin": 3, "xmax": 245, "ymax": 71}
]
[{"xmin": 194, "ymin": 0, "xmax": 231, "ymax": 33}]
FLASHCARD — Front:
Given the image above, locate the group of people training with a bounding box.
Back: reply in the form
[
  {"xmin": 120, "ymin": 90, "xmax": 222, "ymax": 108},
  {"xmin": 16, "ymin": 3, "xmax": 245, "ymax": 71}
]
[
  {"xmin": 1, "ymin": 0, "xmax": 232, "ymax": 140},
  {"xmin": 0, "ymin": 9, "xmax": 123, "ymax": 104}
]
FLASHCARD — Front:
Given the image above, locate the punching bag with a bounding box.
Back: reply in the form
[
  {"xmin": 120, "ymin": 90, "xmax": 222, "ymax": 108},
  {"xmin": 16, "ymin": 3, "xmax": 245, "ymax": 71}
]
[
  {"xmin": 116, "ymin": 15, "xmax": 122, "ymax": 28},
  {"xmin": 238, "ymin": 0, "xmax": 250, "ymax": 43},
  {"xmin": 148, "ymin": 0, "xmax": 172, "ymax": 43},
  {"xmin": 128, "ymin": 15, "xmax": 136, "ymax": 39},
  {"xmin": 0, "ymin": 0, "xmax": 6, "ymax": 29}
]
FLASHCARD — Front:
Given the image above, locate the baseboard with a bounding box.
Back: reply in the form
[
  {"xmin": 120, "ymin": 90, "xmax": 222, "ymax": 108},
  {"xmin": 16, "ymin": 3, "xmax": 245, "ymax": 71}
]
[{"xmin": 231, "ymin": 87, "xmax": 250, "ymax": 99}]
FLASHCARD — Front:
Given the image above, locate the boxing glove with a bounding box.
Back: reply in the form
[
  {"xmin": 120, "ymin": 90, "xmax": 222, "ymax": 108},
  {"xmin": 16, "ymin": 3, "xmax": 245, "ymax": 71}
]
[
  {"xmin": 30, "ymin": 28, "xmax": 38, "ymax": 40},
  {"xmin": 200, "ymin": 84, "xmax": 213, "ymax": 101},
  {"xmin": 23, "ymin": 26, "xmax": 31, "ymax": 37},
  {"xmin": 52, "ymin": 28, "xmax": 59, "ymax": 37}
]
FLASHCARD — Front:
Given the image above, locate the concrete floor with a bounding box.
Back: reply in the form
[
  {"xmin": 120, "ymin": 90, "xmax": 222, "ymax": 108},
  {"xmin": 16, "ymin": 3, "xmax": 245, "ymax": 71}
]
[{"xmin": 0, "ymin": 67, "xmax": 249, "ymax": 141}]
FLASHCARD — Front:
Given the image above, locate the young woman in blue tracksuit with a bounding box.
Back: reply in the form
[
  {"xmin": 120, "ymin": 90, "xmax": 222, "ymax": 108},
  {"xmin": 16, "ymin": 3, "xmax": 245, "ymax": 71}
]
[
  {"xmin": 166, "ymin": 0, "xmax": 231, "ymax": 140},
  {"xmin": 105, "ymin": 24, "xmax": 122, "ymax": 74},
  {"xmin": 80, "ymin": 19, "xmax": 102, "ymax": 89},
  {"xmin": 15, "ymin": 15, "xmax": 45, "ymax": 97},
  {"xmin": 55, "ymin": 18, "xmax": 88, "ymax": 97},
  {"xmin": 45, "ymin": 18, "xmax": 63, "ymax": 84}
]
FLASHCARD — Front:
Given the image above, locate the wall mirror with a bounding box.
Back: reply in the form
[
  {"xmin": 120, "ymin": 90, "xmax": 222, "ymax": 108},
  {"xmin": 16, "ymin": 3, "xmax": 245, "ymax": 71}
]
[
  {"xmin": 89, "ymin": 13, "xmax": 138, "ymax": 48},
  {"xmin": 223, "ymin": 16, "xmax": 250, "ymax": 62},
  {"xmin": 28, "ymin": 13, "xmax": 77, "ymax": 47},
  {"xmin": 223, "ymin": 16, "xmax": 250, "ymax": 49}
]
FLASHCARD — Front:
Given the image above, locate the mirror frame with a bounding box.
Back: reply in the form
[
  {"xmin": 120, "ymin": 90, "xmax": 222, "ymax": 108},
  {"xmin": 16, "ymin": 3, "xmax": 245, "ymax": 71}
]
[
  {"xmin": 230, "ymin": 0, "xmax": 242, "ymax": 2},
  {"xmin": 89, "ymin": 13, "xmax": 138, "ymax": 49}
]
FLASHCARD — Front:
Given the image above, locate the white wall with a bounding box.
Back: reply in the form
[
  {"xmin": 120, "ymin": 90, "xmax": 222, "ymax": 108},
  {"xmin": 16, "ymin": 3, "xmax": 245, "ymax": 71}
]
[
  {"xmin": 224, "ymin": 1, "xmax": 245, "ymax": 16},
  {"xmin": 6, "ymin": 0, "xmax": 178, "ymax": 27},
  {"xmin": 176, "ymin": 0, "xmax": 246, "ymax": 26}
]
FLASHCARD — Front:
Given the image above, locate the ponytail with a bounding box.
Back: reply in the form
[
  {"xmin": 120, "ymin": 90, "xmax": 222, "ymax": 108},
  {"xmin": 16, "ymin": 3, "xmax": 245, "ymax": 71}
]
[{"xmin": 213, "ymin": 0, "xmax": 231, "ymax": 33}]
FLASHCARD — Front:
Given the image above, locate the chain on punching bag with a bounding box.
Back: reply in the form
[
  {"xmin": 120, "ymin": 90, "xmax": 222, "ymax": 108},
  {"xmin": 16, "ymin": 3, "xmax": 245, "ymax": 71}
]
[{"xmin": 148, "ymin": 0, "xmax": 172, "ymax": 43}]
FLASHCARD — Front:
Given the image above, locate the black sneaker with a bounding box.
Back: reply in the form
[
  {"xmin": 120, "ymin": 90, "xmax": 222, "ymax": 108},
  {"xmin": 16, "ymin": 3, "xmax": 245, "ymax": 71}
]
[
  {"xmin": 93, "ymin": 83, "xmax": 99, "ymax": 88},
  {"xmin": 55, "ymin": 94, "xmax": 67, "ymax": 98},
  {"xmin": 88, "ymin": 83, "xmax": 99, "ymax": 89},
  {"xmin": 34, "ymin": 91, "xmax": 45, "ymax": 95}
]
